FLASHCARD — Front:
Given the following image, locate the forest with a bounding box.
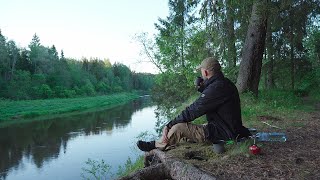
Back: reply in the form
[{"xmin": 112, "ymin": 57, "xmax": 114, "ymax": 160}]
[
  {"xmin": 0, "ymin": 32, "xmax": 154, "ymax": 100},
  {"xmin": 139, "ymin": 0, "xmax": 320, "ymax": 108},
  {"xmin": 118, "ymin": 1, "xmax": 320, "ymax": 179}
]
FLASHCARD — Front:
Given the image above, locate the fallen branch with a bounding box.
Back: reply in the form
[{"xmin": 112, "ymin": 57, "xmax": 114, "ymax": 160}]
[{"xmin": 262, "ymin": 121, "xmax": 282, "ymax": 129}]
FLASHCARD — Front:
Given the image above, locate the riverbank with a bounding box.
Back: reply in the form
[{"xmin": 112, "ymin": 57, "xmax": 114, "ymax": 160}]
[
  {"xmin": 119, "ymin": 90, "xmax": 320, "ymax": 179},
  {"xmin": 164, "ymin": 98, "xmax": 320, "ymax": 179},
  {"xmin": 0, "ymin": 92, "xmax": 140, "ymax": 124}
]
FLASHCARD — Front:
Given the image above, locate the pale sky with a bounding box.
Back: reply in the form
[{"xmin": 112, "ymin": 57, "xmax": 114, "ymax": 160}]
[{"xmin": 0, "ymin": 0, "xmax": 169, "ymax": 73}]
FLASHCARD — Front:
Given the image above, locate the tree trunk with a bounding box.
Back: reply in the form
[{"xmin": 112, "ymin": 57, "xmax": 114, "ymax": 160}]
[
  {"xmin": 226, "ymin": 0, "xmax": 236, "ymax": 67},
  {"xmin": 264, "ymin": 48, "xmax": 267, "ymax": 89},
  {"xmin": 289, "ymin": 10, "xmax": 295, "ymax": 90},
  {"xmin": 266, "ymin": 19, "xmax": 275, "ymax": 89},
  {"xmin": 290, "ymin": 32, "xmax": 295, "ymax": 90},
  {"xmin": 180, "ymin": 1, "xmax": 185, "ymax": 69},
  {"xmin": 10, "ymin": 52, "xmax": 18, "ymax": 78},
  {"xmin": 236, "ymin": 0, "xmax": 268, "ymax": 96},
  {"xmin": 119, "ymin": 149, "xmax": 216, "ymax": 180}
]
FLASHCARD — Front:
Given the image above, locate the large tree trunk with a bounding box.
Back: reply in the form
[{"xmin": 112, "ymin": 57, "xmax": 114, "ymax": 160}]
[
  {"xmin": 226, "ymin": 0, "xmax": 236, "ymax": 68},
  {"xmin": 236, "ymin": 0, "xmax": 268, "ymax": 96}
]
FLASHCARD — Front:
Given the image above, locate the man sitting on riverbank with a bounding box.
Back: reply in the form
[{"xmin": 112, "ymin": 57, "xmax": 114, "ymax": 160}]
[{"xmin": 137, "ymin": 57, "xmax": 251, "ymax": 152}]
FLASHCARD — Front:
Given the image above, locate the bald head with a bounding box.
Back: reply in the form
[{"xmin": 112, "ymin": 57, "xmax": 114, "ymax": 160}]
[
  {"xmin": 197, "ymin": 57, "xmax": 221, "ymax": 72},
  {"xmin": 197, "ymin": 57, "xmax": 221, "ymax": 79}
]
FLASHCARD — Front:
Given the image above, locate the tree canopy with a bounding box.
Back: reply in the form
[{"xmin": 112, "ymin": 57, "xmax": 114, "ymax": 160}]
[
  {"xmin": 0, "ymin": 33, "xmax": 154, "ymax": 100},
  {"xmin": 147, "ymin": 0, "xmax": 320, "ymax": 106}
]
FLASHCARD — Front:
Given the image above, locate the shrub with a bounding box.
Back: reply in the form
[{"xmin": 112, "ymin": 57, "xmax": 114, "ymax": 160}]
[{"xmin": 38, "ymin": 84, "xmax": 53, "ymax": 99}]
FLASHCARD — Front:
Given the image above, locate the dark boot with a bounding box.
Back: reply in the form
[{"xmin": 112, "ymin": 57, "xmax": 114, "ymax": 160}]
[{"xmin": 137, "ymin": 140, "xmax": 156, "ymax": 152}]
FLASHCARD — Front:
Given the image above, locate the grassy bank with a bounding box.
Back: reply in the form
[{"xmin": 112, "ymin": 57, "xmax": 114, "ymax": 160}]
[
  {"xmin": 0, "ymin": 92, "xmax": 139, "ymax": 122},
  {"xmin": 240, "ymin": 90, "xmax": 313, "ymax": 128},
  {"xmin": 118, "ymin": 89, "xmax": 319, "ymax": 178}
]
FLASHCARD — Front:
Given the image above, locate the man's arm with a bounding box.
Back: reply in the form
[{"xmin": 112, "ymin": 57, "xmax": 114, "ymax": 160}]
[{"xmin": 166, "ymin": 85, "xmax": 227, "ymax": 129}]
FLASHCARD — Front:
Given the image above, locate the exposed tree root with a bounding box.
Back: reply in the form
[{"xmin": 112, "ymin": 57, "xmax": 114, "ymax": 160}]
[{"xmin": 119, "ymin": 149, "xmax": 216, "ymax": 180}]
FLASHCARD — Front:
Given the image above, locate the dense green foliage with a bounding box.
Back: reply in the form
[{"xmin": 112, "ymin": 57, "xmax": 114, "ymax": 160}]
[
  {"xmin": 0, "ymin": 32, "xmax": 154, "ymax": 100},
  {"xmin": 145, "ymin": 0, "xmax": 320, "ymax": 109},
  {"xmin": 135, "ymin": 0, "xmax": 320, "ymax": 140},
  {"xmin": 0, "ymin": 92, "xmax": 138, "ymax": 122}
]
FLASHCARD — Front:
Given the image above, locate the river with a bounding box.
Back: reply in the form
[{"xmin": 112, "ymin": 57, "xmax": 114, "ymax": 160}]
[{"xmin": 0, "ymin": 96, "xmax": 159, "ymax": 180}]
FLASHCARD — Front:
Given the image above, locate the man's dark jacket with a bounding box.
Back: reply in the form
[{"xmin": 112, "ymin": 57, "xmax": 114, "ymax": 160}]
[{"xmin": 167, "ymin": 72, "xmax": 251, "ymax": 142}]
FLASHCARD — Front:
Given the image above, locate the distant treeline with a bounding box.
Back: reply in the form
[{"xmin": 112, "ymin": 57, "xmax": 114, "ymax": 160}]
[{"xmin": 0, "ymin": 32, "xmax": 154, "ymax": 100}]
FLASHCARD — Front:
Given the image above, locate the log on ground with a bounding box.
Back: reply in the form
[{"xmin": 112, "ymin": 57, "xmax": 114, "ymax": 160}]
[{"xmin": 119, "ymin": 149, "xmax": 216, "ymax": 180}]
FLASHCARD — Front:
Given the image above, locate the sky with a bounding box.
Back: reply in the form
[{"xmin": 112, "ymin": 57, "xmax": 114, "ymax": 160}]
[{"xmin": 0, "ymin": 0, "xmax": 169, "ymax": 73}]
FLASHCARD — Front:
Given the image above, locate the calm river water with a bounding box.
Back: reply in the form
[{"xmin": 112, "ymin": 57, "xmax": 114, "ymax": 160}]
[{"xmin": 0, "ymin": 96, "xmax": 158, "ymax": 180}]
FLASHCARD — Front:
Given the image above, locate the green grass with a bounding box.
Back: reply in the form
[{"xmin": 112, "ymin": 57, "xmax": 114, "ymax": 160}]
[
  {"xmin": 309, "ymin": 89, "xmax": 320, "ymax": 101},
  {"xmin": 80, "ymin": 156, "xmax": 144, "ymax": 179},
  {"xmin": 117, "ymin": 156, "xmax": 144, "ymax": 178},
  {"xmin": 240, "ymin": 90, "xmax": 314, "ymax": 129},
  {"xmin": 0, "ymin": 92, "xmax": 139, "ymax": 122},
  {"xmin": 81, "ymin": 159, "xmax": 112, "ymax": 180}
]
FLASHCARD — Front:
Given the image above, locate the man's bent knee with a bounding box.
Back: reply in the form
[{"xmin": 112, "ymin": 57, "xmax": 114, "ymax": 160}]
[{"xmin": 170, "ymin": 123, "xmax": 188, "ymax": 133}]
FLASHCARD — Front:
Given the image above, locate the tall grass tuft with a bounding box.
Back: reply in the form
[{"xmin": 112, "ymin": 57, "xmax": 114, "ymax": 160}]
[{"xmin": 116, "ymin": 156, "xmax": 144, "ymax": 178}]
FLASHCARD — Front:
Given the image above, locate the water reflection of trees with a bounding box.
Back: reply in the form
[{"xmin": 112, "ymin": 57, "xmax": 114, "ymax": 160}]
[{"xmin": 0, "ymin": 97, "xmax": 152, "ymax": 180}]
